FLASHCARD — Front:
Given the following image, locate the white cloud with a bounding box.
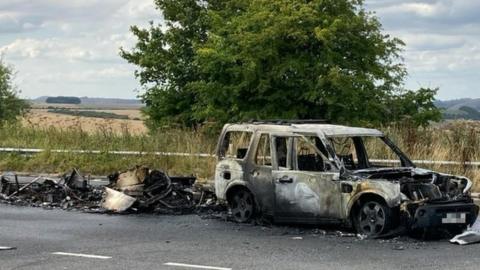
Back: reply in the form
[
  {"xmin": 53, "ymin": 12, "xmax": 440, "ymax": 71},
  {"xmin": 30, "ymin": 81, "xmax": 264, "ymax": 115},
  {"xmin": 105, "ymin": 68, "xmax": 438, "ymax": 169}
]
[
  {"xmin": 0, "ymin": 0, "xmax": 163, "ymax": 99},
  {"xmin": 389, "ymin": 2, "xmax": 445, "ymax": 17},
  {"xmin": 37, "ymin": 66, "xmax": 132, "ymax": 83},
  {"xmin": 365, "ymin": 0, "xmax": 480, "ymax": 99},
  {"xmin": 0, "ymin": 38, "xmax": 96, "ymax": 61}
]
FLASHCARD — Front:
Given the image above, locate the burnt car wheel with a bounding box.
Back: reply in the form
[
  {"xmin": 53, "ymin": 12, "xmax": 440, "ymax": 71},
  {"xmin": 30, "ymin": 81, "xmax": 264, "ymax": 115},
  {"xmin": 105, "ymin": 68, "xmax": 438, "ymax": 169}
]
[
  {"xmin": 229, "ymin": 189, "xmax": 255, "ymax": 223},
  {"xmin": 354, "ymin": 201, "xmax": 392, "ymax": 237}
]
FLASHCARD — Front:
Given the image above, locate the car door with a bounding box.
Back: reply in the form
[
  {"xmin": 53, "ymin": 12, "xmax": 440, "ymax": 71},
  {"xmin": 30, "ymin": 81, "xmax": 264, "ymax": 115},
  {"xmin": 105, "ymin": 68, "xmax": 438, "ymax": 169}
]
[
  {"xmin": 246, "ymin": 133, "xmax": 275, "ymax": 215},
  {"xmin": 271, "ymin": 134, "xmax": 343, "ymax": 224}
]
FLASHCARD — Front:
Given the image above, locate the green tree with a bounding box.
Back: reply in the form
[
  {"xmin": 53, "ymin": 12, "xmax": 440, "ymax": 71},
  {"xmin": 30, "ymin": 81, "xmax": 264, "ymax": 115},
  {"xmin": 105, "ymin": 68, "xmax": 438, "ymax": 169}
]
[
  {"xmin": 0, "ymin": 60, "xmax": 29, "ymax": 126},
  {"xmin": 120, "ymin": 0, "xmax": 213, "ymax": 128},
  {"xmin": 387, "ymin": 88, "xmax": 441, "ymax": 127},
  {"xmin": 123, "ymin": 0, "xmax": 440, "ymax": 128}
]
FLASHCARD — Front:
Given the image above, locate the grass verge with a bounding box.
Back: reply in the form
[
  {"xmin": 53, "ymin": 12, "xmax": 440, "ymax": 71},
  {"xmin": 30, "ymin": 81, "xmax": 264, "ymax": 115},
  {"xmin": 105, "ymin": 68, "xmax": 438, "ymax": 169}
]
[{"xmin": 0, "ymin": 122, "xmax": 478, "ymax": 191}]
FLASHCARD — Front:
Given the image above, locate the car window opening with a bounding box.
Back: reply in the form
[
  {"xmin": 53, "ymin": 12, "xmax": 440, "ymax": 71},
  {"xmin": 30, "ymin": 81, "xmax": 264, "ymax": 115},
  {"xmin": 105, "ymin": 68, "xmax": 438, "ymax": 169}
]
[
  {"xmin": 219, "ymin": 131, "xmax": 253, "ymax": 160},
  {"xmin": 275, "ymin": 135, "xmax": 334, "ymax": 172},
  {"xmin": 255, "ymin": 134, "xmax": 272, "ymax": 166},
  {"xmin": 329, "ymin": 136, "xmax": 405, "ymax": 170}
]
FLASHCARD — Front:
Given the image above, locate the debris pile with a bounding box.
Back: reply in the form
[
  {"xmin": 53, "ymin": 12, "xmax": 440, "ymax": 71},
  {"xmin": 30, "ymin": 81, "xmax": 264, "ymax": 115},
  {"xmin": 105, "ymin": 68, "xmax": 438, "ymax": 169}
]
[
  {"xmin": 0, "ymin": 170, "xmax": 102, "ymax": 210},
  {"xmin": 0, "ymin": 166, "xmax": 214, "ymax": 214},
  {"xmin": 105, "ymin": 165, "xmax": 198, "ymax": 214}
]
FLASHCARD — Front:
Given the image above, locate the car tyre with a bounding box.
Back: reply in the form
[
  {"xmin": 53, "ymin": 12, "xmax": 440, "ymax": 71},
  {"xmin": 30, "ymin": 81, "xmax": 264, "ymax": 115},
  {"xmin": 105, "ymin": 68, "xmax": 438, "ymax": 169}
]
[
  {"xmin": 354, "ymin": 200, "xmax": 392, "ymax": 237},
  {"xmin": 229, "ymin": 189, "xmax": 255, "ymax": 223}
]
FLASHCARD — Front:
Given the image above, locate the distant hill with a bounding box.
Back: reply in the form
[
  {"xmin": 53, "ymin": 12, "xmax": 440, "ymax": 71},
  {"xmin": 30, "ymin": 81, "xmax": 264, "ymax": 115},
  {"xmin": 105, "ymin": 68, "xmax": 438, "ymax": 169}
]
[
  {"xmin": 435, "ymin": 98, "xmax": 480, "ymax": 120},
  {"xmin": 32, "ymin": 96, "xmax": 143, "ymax": 109},
  {"xmin": 435, "ymin": 98, "xmax": 480, "ymax": 111}
]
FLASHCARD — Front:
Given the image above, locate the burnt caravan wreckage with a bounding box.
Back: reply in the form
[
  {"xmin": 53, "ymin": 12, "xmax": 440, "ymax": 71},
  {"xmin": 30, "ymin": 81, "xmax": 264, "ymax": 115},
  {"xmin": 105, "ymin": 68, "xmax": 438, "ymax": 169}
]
[
  {"xmin": 0, "ymin": 167, "xmax": 200, "ymax": 214},
  {"xmin": 214, "ymin": 121, "xmax": 479, "ymax": 237}
]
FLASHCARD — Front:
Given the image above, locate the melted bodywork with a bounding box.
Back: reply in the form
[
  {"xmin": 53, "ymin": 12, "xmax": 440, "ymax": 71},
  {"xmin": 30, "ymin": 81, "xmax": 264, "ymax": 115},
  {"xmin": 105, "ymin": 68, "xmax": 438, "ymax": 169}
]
[{"xmin": 214, "ymin": 122, "xmax": 479, "ymax": 234}]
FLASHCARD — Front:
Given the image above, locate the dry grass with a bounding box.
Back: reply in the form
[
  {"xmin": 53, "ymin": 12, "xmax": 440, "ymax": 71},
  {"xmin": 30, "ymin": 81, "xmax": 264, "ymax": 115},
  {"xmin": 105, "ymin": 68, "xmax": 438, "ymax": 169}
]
[
  {"xmin": 0, "ymin": 119, "xmax": 479, "ymax": 191},
  {"xmin": 382, "ymin": 121, "xmax": 480, "ymax": 191},
  {"xmin": 0, "ymin": 124, "xmax": 217, "ymax": 183}
]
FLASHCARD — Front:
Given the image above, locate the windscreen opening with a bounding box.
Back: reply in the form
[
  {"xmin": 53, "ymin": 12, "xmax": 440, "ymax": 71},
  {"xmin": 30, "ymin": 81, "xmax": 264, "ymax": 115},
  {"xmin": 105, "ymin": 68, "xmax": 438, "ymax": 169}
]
[{"xmin": 329, "ymin": 136, "xmax": 405, "ymax": 170}]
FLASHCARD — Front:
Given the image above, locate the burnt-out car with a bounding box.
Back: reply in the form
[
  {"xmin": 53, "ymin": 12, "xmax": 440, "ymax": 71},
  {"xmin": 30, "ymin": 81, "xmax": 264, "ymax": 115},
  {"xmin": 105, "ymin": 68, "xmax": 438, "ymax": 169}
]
[{"xmin": 214, "ymin": 121, "xmax": 479, "ymax": 237}]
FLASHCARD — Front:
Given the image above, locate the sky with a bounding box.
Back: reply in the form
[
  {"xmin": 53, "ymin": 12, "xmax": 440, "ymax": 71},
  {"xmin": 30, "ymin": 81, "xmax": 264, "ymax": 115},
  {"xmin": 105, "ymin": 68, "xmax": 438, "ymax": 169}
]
[{"xmin": 0, "ymin": 0, "xmax": 479, "ymax": 100}]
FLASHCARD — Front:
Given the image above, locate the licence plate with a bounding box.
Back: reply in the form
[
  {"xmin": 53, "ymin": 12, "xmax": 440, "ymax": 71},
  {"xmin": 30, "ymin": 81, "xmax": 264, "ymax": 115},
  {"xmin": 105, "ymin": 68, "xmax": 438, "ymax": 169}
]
[{"xmin": 442, "ymin": 213, "xmax": 467, "ymax": 224}]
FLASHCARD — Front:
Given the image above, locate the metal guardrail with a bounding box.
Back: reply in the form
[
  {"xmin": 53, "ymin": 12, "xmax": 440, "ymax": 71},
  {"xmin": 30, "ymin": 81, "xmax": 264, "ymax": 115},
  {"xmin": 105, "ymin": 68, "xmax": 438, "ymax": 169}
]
[
  {"xmin": 0, "ymin": 147, "xmax": 479, "ymax": 167},
  {"xmin": 0, "ymin": 148, "xmax": 214, "ymax": 158}
]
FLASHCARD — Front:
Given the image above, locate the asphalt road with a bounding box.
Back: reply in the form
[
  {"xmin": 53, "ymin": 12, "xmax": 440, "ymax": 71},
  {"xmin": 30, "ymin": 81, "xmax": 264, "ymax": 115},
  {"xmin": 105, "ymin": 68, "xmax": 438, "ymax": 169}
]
[{"xmin": 0, "ymin": 205, "xmax": 479, "ymax": 270}]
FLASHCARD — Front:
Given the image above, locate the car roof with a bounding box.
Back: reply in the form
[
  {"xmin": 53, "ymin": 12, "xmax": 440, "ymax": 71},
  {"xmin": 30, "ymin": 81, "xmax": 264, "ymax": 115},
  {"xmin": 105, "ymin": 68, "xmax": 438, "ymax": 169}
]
[{"xmin": 224, "ymin": 123, "xmax": 384, "ymax": 137}]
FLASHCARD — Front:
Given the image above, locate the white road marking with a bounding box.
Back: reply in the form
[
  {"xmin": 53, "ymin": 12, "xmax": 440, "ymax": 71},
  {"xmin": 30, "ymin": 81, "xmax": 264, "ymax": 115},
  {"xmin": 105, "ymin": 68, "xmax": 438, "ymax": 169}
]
[
  {"xmin": 52, "ymin": 252, "xmax": 111, "ymax": 260},
  {"xmin": 164, "ymin": 262, "xmax": 232, "ymax": 270},
  {"xmin": 0, "ymin": 246, "xmax": 16, "ymax": 250}
]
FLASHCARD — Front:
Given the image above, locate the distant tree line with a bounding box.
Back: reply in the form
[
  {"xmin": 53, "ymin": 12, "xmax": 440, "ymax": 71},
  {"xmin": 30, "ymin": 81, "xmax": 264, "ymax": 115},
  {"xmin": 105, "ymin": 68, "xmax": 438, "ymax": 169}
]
[{"xmin": 46, "ymin": 96, "xmax": 82, "ymax": 105}]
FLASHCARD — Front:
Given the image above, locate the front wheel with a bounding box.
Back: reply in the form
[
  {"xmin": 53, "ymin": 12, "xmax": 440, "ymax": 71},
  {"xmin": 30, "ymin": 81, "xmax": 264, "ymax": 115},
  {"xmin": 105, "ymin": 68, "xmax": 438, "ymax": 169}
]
[
  {"xmin": 229, "ymin": 189, "xmax": 255, "ymax": 223},
  {"xmin": 354, "ymin": 200, "xmax": 392, "ymax": 237}
]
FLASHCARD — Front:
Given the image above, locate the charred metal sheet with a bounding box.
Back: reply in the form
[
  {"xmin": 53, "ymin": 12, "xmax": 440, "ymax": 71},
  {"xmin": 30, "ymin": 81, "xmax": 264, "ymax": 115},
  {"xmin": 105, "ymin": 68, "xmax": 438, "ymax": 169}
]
[
  {"xmin": 64, "ymin": 168, "xmax": 88, "ymax": 191},
  {"xmin": 451, "ymin": 218, "xmax": 480, "ymax": 245},
  {"xmin": 0, "ymin": 246, "xmax": 17, "ymax": 251},
  {"xmin": 114, "ymin": 166, "xmax": 149, "ymax": 188},
  {"xmin": 222, "ymin": 123, "xmax": 383, "ymax": 138},
  {"xmin": 102, "ymin": 187, "xmax": 136, "ymax": 212},
  {"xmin": 119, "ymin": 184, "xmax": 144, "ymax": 197}
]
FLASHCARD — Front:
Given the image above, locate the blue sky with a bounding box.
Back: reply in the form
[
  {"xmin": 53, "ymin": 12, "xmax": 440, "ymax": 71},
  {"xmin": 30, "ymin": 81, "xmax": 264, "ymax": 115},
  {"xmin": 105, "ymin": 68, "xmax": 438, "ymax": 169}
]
[{"xmin": 0, "ymin": 0, "xmax": 479, "ymax": 100}]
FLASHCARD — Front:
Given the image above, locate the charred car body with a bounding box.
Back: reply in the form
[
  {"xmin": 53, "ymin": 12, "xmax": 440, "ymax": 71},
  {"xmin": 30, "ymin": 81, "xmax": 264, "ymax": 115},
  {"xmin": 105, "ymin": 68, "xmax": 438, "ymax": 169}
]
[{"xmin": 214, "ymin": 121, "xmax": 479, "ymax": 237}]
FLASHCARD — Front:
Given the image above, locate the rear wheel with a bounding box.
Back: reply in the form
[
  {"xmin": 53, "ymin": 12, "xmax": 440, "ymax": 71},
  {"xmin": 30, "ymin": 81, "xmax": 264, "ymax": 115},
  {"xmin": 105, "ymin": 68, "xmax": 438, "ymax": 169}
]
[
  {"xmin": 354, "ymin": 200, "xmax": 392, "ymax": 237},
  {"xmin": 229, "ymin": 189, "xmax": 255, "ymax": 223}
]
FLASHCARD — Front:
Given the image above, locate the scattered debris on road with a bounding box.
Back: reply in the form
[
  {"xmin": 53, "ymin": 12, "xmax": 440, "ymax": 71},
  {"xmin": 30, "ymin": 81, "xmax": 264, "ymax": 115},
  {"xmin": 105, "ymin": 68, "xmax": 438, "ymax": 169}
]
[
  {"xmin": 0, "ymin": 166, "xmax": 218, "ymax": 214},
  {"xmin": 450, "ymin": 216, "xmax": 480, "ymax": 245}
]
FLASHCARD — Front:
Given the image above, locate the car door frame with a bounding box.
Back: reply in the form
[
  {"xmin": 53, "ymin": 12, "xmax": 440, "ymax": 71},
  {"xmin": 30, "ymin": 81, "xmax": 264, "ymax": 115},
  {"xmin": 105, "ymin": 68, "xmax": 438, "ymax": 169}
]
[
  {"xmin": 245, "ymin": 132, "xmax": 276, "ymax": 216},
  {"xmin": 271, "ymin": 133, "xmax": 344, "ymax": 224}
]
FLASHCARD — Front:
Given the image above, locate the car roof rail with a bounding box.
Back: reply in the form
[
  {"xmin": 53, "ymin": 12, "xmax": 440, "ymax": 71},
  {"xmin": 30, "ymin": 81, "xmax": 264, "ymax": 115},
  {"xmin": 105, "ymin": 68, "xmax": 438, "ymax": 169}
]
[{"xmin": 247, "ymin": 119, "xmax": 330, "ymax": 125}]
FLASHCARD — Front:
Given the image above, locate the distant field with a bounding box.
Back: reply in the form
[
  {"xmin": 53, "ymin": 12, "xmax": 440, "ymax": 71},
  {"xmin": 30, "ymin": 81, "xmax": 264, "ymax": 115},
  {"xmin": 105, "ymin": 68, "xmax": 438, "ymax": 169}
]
[
  {"xmin": 23, "ymin": 108, "xmax": 148, "ymax": 135},
  {"xmin": 31, "ymin": 102, "xmax": 144, "ymax": 110}
]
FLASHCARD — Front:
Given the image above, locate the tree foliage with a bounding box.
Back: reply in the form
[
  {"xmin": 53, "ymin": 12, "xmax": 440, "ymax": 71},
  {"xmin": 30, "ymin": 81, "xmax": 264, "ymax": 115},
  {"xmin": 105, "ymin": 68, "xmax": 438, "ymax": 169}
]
[
  {"xmin": 0, "ymin": 60, "xmax": 28, "ymax": 125},
  {"xmin": 122, "ymin": 0, "xmax": 441, "ymax": 128},
  {"xmin": 121, "ymin": 0, "xmax": 210, "ymax": 128}
]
